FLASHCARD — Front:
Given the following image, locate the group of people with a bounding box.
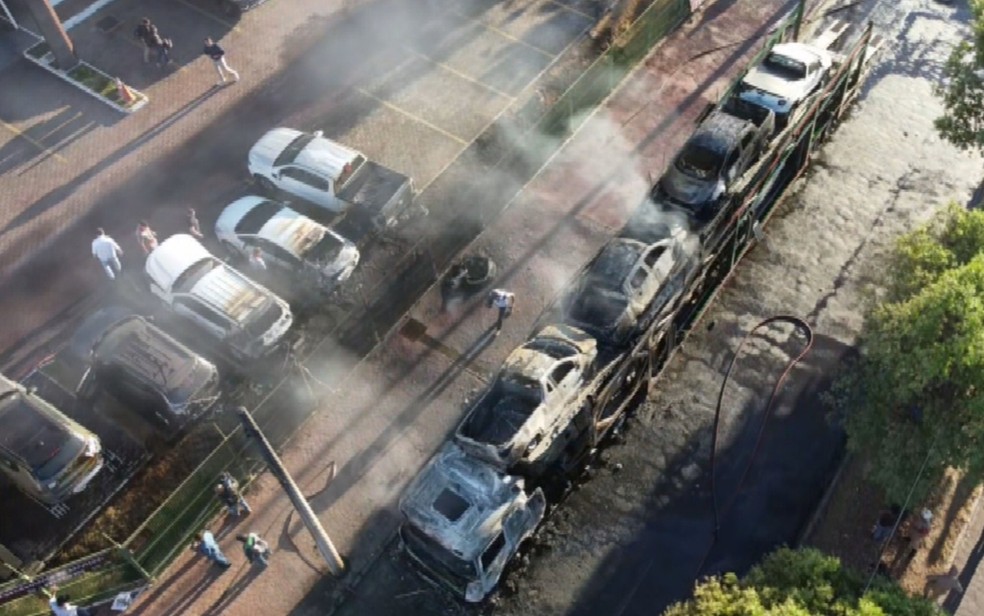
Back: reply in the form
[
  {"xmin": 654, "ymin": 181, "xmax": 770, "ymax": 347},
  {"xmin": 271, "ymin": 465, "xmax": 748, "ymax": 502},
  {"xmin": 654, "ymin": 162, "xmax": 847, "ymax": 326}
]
[
  {"xmin": 192, "ymin": 472, "xmax": 270, "ymax": 572},
  {"xmin": 869, "ymin": 505, "xmax": 965, "ymax": 602},
  {"xmin": 90, "ymin": 208, "xmax": 204, "ymax": 281},
  {"xmin": 134, "ymin": 17, "xmax": 240, "ymax": 85}
]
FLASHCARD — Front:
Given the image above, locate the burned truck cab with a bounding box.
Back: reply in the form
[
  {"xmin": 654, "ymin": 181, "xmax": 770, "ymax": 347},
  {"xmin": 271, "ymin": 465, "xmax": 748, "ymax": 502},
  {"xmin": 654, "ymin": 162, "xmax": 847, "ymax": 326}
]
[{"xmin": 399, "ymin": 442, "xmax": 545, "ymax": 603}]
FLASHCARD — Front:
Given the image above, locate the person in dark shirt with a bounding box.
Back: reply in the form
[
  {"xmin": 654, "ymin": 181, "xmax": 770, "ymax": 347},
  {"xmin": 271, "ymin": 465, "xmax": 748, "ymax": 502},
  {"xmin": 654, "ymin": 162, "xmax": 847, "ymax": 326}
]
[{"xmin": 203, "ymin": 37, "xmax": 240, "ymax": 86}]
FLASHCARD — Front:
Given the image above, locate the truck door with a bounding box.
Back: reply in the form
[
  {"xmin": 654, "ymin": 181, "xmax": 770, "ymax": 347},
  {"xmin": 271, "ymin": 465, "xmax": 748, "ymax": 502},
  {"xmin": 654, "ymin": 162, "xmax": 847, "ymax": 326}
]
[{"xmin": 277, "ymin": 167, "xmax": 335, "ymax": 210}]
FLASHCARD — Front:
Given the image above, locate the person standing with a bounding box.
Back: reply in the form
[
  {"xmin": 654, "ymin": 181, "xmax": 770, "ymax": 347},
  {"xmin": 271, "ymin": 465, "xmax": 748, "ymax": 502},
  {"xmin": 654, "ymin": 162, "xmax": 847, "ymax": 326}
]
[
  {"xmin": 44, "ymin": 585, "xmax": 93, "ymax": 616},
  {"xmin": 236, "ymin": 532, "xmax": 270, "ymax": 569},
  {"xmin": 203, "ymin": 37, "xmax": 239, "ymax": 86},
  {"xmin": 92, "ymin": 228, "xmax": 123, "ymax": 280},
  {"xmin": 187, "ymin": 207, "xmax": 204, "ymax": 239},
  {"xmin": 214, "ymin": 471, "xmax": 251, "ymax": 517},
  {"xmin": 487, "ymin": 288, "xmax": 515, "ymax": 332},
  {"xmin": 192, "ymin": 530, "xmax": 231, "ymax": 568},
  {"xmin": 248, "ymin": 247, "xmax": 267, "ymax": 271},
  {"xmin": 136, "ymin": 220, "xmax": 158, "ymax": 255}
]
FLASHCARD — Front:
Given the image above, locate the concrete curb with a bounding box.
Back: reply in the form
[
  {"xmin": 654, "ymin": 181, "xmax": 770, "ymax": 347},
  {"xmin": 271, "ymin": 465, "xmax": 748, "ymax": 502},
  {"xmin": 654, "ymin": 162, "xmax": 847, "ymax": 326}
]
[
  {"xmin": 797, "ymin": 449, "xmax": 852, "ymax": 546},
  {"xmin": 946, "ymin": 487, "xmax": 984, "ymax": 570},
  {"xmin": 21, "ymin": 37, "xmax": 148, "ymax": 114}
]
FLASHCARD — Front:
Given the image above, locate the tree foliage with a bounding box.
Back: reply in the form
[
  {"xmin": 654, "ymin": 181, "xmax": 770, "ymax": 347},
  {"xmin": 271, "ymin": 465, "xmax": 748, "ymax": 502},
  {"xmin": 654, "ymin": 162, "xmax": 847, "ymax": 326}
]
[
  {"xmin": 664, "ymin": 547, "xmax": 941, "ymax": 616},
  {"xmin": 835, "ymin": 205, "xmax": 984, "ymax": 502},
  {"xmin": 934, "ymin": 0, "xmax": 984, "ymax": 154}
]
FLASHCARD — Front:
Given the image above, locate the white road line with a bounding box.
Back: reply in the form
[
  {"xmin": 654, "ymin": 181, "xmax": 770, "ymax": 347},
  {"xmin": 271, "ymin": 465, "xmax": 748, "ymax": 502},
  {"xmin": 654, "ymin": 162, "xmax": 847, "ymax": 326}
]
[
  {"xmin": 406, "ymin": 47, "xmax": 516, "ymax": 101},
  {"xmin": 355, "ymin": 87, "xmax": 468, "ymax": 145},
  {"xmin": 450, "ymin": 9, "xmax": 557, "ymax": 58},
  {"xmin": 63, "ymin": 0, "xmax": 117, "ymax": 30}
]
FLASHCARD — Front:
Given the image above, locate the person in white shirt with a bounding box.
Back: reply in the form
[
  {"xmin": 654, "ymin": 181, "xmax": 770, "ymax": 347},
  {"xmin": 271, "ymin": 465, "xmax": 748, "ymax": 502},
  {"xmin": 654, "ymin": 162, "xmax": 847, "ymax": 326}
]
[
  {"xmin": 488, "ymin": 288, "xmax": 515, "ymax": 332},
  {"xmin": 45, "ymin": 585, "xmax": 92, "ymax": 616},
  {"xmin": 91, "ymin": 228, "xmax": 123, "ymax": 280},
  {"xmin": 249, "ymin": 247, "xmax": 267, "ymax": 271}
]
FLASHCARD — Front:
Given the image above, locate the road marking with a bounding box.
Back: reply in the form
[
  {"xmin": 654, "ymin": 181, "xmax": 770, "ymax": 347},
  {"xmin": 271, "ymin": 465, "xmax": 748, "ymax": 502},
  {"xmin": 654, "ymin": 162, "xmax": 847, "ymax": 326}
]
[
  {"xmin": 39, "ymin": 111, "xmax": 84, "ymax": 142},
  {"xmin": 171, "ymin": 0, "xmax": 240, "ymax": 32},
  {"xmin": 0, "ymin": 119, "xmax": 66, "ymax": 163},
  {"xmin": 539, "ymin": 0, "xmax": 595, "ymax": 21},
  {"xmin": 407, "ymin": 47, "xmax": 516, "ymax": 101},
  {"xmin": 355, "ymin": 88, "xmax": 468, "ymax": 145},
  {"xmin": 450, "ymin": 9, "xmax": 556, "ymax": 58},
  {"xmin": 63, "ymin": 0, "xmax": 116, "ymax": 30}
]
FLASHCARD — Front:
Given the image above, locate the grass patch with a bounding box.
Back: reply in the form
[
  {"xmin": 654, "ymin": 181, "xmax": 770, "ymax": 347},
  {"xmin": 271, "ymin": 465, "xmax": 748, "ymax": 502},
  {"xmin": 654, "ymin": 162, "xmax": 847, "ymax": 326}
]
[
  {"xmin": 66, "ymin": 64, "xmax": 116, "ymax": 99},
  {"xmin": 25, "ymin": 42, "xmax": 50, "ymax": 60}
]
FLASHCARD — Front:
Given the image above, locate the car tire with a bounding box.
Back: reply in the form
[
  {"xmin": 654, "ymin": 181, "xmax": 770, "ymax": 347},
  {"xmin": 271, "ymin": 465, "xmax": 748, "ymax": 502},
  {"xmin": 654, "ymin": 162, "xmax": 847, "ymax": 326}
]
[{"xmin": 253, "ymin": 174, "xmax": 276, "ymax": 196}]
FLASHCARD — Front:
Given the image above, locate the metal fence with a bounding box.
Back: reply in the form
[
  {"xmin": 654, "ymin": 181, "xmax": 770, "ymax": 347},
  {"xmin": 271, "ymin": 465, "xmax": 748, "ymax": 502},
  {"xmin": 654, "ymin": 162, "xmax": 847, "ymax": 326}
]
[{"xmin": 0, "ymin": 1, "xmax": 698, "ymax": 613}]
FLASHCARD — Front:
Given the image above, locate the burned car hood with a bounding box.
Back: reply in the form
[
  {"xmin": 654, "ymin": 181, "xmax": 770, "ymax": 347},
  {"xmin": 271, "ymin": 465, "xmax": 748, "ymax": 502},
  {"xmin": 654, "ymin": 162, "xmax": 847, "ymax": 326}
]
[{"xmin": 659, "ymin": 167, "xmax": 722, "ymax": 208}]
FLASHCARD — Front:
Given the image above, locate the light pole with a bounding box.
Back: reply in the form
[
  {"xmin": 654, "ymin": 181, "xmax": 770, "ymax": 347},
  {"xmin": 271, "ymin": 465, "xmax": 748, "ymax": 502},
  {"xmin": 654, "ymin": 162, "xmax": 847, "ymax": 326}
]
[
  {"xmin": 236, "ymin": 406, "xmax": 345, "ymax": 576},
  {"xmin": 24, "ymin": 0, "xmax": 76, "ymax": 69}
]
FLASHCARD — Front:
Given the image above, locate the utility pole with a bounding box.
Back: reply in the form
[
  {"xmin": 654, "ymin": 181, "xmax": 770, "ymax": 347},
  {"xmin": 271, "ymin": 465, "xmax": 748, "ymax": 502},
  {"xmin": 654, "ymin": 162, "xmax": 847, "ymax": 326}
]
[
  {"xmin": 24, "ymin": 0, "xmax": 76, "ymax": 69},
  {"xmin": 236, "ymin": 407, "xmax": 345, "ymax": 576}
]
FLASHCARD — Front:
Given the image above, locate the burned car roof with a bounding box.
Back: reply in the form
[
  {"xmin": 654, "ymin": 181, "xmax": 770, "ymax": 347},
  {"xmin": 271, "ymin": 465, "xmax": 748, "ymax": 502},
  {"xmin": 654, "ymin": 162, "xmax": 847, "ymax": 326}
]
[
  {"xmin": 564, "ymin": 240, "xmax": 647, "ymax": 339},
  {"xmin": 0, "ymin": 375, "xmax": 83, "ymax": 477},
  {"xmin": 400, "ymin": 442, "xmax": 526, "ymax": 563},
  {"xmin": 92, "ymin": 316, "xmax": 207, "ymax": 399}
]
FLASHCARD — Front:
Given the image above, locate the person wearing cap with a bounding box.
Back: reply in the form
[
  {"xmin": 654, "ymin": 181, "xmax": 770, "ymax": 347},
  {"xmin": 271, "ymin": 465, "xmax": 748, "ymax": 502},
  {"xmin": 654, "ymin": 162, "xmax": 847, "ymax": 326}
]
[{"xmin": 899, "ymin": 508, "xmax": 933, "ymax": 569}]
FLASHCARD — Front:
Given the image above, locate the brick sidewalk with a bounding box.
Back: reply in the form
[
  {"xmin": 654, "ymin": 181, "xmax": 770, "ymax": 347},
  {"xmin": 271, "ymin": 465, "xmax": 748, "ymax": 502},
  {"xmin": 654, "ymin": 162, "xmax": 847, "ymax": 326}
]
[{"xmin": 948, "ymin": 499, "xmax": 984, "ymax": 615}]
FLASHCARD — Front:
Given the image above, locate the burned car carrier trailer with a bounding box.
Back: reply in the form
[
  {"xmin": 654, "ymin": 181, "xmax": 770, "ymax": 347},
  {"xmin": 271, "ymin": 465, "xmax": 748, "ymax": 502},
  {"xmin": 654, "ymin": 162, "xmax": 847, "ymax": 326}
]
[{"xmin": 398, "ymin": 17, "xmax": 881, "ymax": 604}]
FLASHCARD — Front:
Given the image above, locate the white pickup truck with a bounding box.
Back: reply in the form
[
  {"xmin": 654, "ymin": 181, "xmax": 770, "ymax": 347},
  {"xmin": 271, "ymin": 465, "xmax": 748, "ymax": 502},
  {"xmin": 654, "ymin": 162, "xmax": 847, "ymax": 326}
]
[{"xmin": 248, "ymin": 128, "xmax": 417, "ymax": 230}]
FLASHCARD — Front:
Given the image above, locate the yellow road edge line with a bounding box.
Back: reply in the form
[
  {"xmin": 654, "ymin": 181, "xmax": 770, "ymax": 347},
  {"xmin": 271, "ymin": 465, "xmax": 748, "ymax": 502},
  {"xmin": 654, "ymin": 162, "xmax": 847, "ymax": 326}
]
[
  {"xmin": 0, "ymin": 119, "xmax": 66, "ymax": 163},
  {"xmin": 172, "ymin": 0, "xmax": 240, "ymax": 32},
  {"xmin": 407, "ymin": 47, "xmax": 516, "ymax": 101},
  {"xmin": 355, "ymin": 88, "xmax": 468, "ymax": 146},
  {"xmin": 450, "ymin": 9, "xmax": 556, "ymax": 58}
]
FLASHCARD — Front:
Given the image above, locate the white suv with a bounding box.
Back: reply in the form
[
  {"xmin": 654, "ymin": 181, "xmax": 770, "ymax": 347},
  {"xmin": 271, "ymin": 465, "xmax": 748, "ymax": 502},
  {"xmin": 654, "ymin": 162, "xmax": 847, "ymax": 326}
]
[{"xmin": 145, "ymin": 234, "xmax": 293, "ymax": 360}]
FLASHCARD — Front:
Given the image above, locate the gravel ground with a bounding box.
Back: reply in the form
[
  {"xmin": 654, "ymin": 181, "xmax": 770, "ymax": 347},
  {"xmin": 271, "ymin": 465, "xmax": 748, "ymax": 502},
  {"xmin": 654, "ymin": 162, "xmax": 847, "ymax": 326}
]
[{"xmin": 490, "ymin": 0, "xmax": 984, "ymax": 614}]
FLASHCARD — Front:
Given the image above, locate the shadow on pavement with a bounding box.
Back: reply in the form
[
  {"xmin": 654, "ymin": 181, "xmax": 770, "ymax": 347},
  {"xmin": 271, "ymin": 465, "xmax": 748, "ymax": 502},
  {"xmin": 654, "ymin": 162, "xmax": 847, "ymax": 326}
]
[{"xmin": 559, "ymin": 331, "xmax": 850, "ymax": 616}]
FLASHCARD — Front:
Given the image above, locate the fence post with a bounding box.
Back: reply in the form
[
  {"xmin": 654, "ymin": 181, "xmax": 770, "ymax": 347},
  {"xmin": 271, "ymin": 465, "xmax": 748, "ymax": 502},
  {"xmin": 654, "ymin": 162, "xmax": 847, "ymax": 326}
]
[{"xmin": 102, "ymin": 533, "xmax": 152, "ymax": 583}]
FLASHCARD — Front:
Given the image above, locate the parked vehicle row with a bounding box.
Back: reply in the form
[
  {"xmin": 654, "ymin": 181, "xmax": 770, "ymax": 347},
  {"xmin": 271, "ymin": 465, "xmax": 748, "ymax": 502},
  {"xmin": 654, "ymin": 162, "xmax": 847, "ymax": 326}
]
[
  {"xmin": 0, "ymin": 127, "xmax": 411, "ymax": 506},
  {"xmin": 397, "ymin": 28, "xmax": 846, "ymax": 603}
]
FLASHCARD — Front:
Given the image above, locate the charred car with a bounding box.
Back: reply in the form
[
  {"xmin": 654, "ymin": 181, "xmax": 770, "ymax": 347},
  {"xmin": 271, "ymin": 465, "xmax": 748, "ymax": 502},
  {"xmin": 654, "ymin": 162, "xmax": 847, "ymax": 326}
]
[
  {"xmin": 215, "ymin": 196, "xmax": 359, "ymax": 294},
  {"xmin": 456, "ymin": 325, "xmax": 597, "ymax": 477},
  {"xmin": 0, "ymin": 373, "xmax": 103, "ymax": 505},
  {"xmin": 400, "ymin": 442, "xmax": 545, "ymax": 603},
  {"xmin": 561, "ymin": 231, "xmax": 700, "ymax": 347},
  {"xmin": 654, "ymin": 109, "xmax": 772, "ymax": 222},
  {"xmin": 70, "ymin": 307, "xmax": 220, "ymax": 437},
  {"xmin": 145, "ymin": 234, "xmax": 293, "ymax": 360}
]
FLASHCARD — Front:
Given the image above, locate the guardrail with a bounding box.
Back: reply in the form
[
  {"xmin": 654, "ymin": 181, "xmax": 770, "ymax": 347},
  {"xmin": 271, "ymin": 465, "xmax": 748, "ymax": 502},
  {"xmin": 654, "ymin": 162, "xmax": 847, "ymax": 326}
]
[{"xmin": 0, "ymin": 1, "xmax": 702, "ymax": 613}]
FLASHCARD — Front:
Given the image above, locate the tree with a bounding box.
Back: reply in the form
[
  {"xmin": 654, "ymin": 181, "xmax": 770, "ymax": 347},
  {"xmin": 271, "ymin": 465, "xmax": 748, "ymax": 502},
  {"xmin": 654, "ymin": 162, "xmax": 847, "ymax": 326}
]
[
  {"xmin": 663, "ymin": 547, "xmax": 942, "ymax": 616},
  {"xmin": 934, "ymin": 0, "xmax": 984, "ymax": 154},
  {"xmin": 834, "ymin": 205, "xmax": 984, "ymax": 503}
]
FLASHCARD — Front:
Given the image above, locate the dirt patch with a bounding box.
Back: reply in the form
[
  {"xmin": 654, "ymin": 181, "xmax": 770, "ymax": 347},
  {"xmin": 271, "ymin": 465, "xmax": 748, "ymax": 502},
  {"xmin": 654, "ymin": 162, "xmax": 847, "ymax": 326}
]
[{"xmin": 807, "ymin": 455, "xmax": 981, "ymax": 598}]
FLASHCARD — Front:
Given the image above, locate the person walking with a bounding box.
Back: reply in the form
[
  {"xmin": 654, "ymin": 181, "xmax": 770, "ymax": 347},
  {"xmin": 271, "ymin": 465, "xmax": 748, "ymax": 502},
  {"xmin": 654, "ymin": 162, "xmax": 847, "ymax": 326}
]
[
  {"xmin": 871, "ymin": 505, "xmax": 900, "ymax": 543},
  {"xmin": 487, "ymin": 288, "xmax": 515, "ymax": 332},
  {"xmin": 134, "ymin": 18, "xmax": 156, "ymax": 64},
  {"xmin": 92, "ymin": 228, "xmax": 123, "ymax": 280},
  {"xmin": 236, "ymin": 532, "xmax": 270, "ymax": 569},
  {"xmin": 203, "ymin": 37, "xmax": 239, "ymax": 85},
  {"xmin": 925, "ymin": 565, "xmax": 963, "ymax": 601},
  {"xmin": 214, "ymin": 471, "xmax": 251, "ymax": 517},
  {"xmin": 136, "ymin": 220, "xmax": 158, "ymax": 255},
  {"xmin": 192, "ymin": 530, "xmax": 231, "ymax": 568},
  {"xmin": 187, "ymin": 207, "xmax": 204, "ymax": 239}
]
